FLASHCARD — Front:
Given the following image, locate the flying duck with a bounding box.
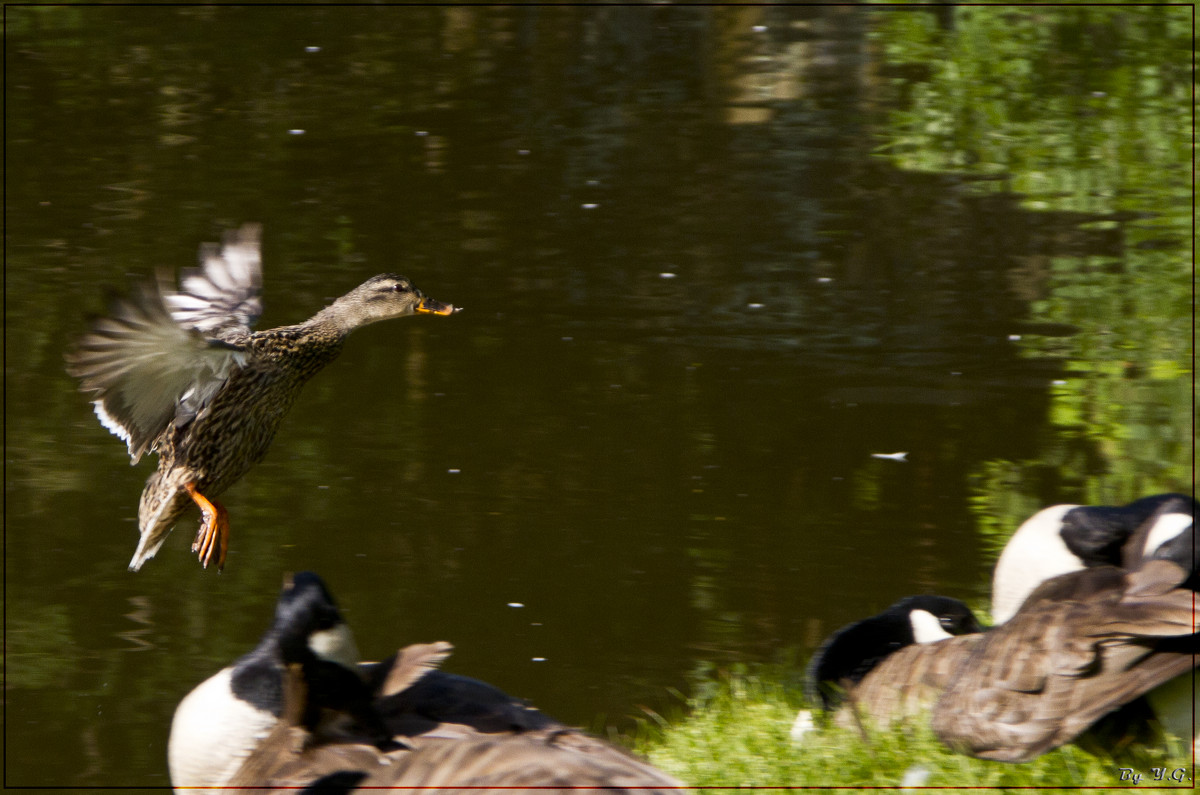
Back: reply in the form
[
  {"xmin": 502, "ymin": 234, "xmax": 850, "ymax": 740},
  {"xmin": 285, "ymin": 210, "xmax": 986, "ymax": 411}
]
[{"xmin": 66, "ymin": 225, "xmax": 458, "ymax": 571}]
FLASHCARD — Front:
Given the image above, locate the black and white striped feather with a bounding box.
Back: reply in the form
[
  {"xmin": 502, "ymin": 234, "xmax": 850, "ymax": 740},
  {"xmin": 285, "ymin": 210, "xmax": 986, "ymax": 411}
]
[{"xmin": 163, "ymin": 223, "xmax": 263, "ymax": 336}]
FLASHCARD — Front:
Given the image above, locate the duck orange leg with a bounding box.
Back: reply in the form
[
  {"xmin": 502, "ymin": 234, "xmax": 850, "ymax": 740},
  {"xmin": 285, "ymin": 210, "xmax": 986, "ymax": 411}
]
[{"xmin": 186, "ymin": 482, "xmax": 230, "ymax": 571}]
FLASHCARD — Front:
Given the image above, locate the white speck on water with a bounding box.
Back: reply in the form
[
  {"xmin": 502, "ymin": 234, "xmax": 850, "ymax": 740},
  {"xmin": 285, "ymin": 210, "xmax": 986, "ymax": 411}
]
[
  {"xmin": 1008, "ymin": 334, "xmax": 1021, "ymax": 341},
  {"xmin": 1052, "ymin": 379, "xmax": 1067, "ymax": 385},
  {"xmin": 305, "ymin": 46, "xmax": 321, "ymax": 53},
  {"xmin": 317, "ymin": 484, "xmax": 330, "ymax": 489},
  {"xmin": 871, "ymin": 452, "xmax": 908, "ymax": 462},
  {"xmin": 816, "ymin": 276, "xmax": 833, "ymax": 283},
  {"xmin": 507, "ymin": 602, "xmax": 524, "ymax": 608},
  {"xmin": 752, "ymin": 24, "xmax": 768, "ymax": 32},
  {"xmin": 586, "ymin": 179, "xmax": 600, "ymax": 186},
  {"xmin": 448, "ymin": 468, "xmax": 461, "ymax": 474},
  {"xmin": 581, "ymin": 202, "xmax": 599, "ymax": 210},
  {"xmin": 415, "ymin": 130, "xmax": 429, "ymax": 136},
  {"xmin": 747, "ymin": 302, "xmax": 765, "ymax": 309},
  {"xmin": 659, "ymin": 272, "xmax": 676, "ymax": 279},
  {"xmin": 288, "ymin": 129, "xmax": 305, "ymax": 135},
  {"xmin": 518, "ymin": 149, "xmax": 530, "ymax": 155},
  {"xmin": 531, "ymin": 657, "xmax": 546, "ymax": 662}
]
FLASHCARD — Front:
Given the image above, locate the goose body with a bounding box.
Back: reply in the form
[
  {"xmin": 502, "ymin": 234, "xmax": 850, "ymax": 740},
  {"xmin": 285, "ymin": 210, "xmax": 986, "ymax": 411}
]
[
  {"xmin": 804, "ymin": 595, "xmax": 981, "ymax": 713},
  {"xmin": 169, "ymin": 572, "xmax": 683, "ymax": 794},
  {"xmin": 986, "ymin": 493, "xmax": 1198, "ymax": 754},
  {"xmin": 168, "ymin": 572, "xmax": 365, "ymax": 792},
  {"xmin": 66, "ymin": 225, "xmax": 457, "ymax": 570},
  {"xmin": 806, "ymin": 495, "xmax": 1198, "ymax": 762},
  {"xmin": 932, "ymin": 559, "xmax": 1197, "ymax": 761},
  {"xmin": 991, "ymin": 494, "xmax": 1196, "ymax": 623}
]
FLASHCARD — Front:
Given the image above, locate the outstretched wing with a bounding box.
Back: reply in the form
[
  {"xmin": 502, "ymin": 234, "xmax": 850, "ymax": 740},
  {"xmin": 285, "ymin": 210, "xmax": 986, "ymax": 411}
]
[
  {"xmin": 163, "ymin": 223, "xmax": 263, "ymax": 337},
  {"xmin": 66, "ymin": 225, "xmax": 264, "ymax": 463}
]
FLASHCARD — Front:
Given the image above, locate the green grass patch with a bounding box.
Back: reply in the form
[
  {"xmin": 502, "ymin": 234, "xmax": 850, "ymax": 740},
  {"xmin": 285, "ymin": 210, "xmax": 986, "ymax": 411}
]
[{"xmin": 631, "ymin": 667, "xmax": 1194, "ymax": 789}]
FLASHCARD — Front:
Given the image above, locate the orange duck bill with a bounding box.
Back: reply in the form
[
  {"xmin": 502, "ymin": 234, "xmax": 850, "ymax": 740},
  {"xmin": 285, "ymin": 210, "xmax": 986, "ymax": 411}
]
[{"xmin": 416, "ymin": 296, "xmax": 459, "ymax": 316}]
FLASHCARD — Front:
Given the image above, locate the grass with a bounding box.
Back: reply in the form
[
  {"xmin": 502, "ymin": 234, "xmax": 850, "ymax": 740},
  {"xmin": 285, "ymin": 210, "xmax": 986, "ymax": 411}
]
[{"xmin": 630, "ymin": 667, "xmax": 1195, "ymax": 790}]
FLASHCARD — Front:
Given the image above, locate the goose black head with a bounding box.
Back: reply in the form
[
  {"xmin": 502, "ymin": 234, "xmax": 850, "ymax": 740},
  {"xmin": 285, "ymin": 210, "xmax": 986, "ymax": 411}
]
[{"xmin": 805, "ymin": 595, "xmax": 982, "ymax": 711}]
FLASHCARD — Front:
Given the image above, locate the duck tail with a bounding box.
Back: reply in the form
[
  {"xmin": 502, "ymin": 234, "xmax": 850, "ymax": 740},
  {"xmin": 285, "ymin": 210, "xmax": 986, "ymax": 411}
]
[{"xmin": 129, "ymin": 472, "xmax": 190, "ymax": 571}]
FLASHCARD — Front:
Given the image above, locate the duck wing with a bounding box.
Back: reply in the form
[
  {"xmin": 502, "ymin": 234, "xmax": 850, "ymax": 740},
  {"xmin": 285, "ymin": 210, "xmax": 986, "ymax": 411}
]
[
  {"xmin": 66, "ymin": 225, "xmax": 263, "ymax": 463},
  {"xmin": 163, "ymin": 223, "xmax": 263, "ymax": 337}
]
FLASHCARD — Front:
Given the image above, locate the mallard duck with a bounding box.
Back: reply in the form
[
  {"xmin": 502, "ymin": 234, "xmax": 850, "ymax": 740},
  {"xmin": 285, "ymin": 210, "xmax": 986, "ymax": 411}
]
[
  {"xmin": 805, "ymin": 498, "xmax": 1198, "ymax": 762},
  {"xmin": 169, "ymin": 572, "xmax": 684, "ymax": 794},
  {"xmin": 66, "ymin": 225, "xmax": 457, "ymax": 571}
]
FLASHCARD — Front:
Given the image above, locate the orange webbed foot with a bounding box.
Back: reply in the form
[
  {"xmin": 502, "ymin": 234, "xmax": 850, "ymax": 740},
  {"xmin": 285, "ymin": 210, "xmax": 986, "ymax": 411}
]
[{"xmin": 186, "ymin": 482, "xmax": 230, "ymax": 571}]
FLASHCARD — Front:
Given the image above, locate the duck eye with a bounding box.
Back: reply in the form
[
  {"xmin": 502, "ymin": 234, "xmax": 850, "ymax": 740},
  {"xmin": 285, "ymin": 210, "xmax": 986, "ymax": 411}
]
[{"xmin": 391, "ymin": 283, "xmax": 407, "ymax": 292}]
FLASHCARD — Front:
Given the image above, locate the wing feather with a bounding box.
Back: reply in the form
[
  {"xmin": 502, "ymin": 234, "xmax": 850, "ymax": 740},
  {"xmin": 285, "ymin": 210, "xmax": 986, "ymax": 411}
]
[
  {"xmin": 163, "ymin": 223, "xmax": 263, "ymax": 337},
  {"xmin": 67, "ymin": 277, "xmax": 246, "ymax": 463}
]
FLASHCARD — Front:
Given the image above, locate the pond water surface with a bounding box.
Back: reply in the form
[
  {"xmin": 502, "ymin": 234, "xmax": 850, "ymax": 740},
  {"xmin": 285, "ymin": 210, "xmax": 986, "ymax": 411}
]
[{"xmin": 5, "ymin": 6, "xmax": 1193, "ymax": 788}]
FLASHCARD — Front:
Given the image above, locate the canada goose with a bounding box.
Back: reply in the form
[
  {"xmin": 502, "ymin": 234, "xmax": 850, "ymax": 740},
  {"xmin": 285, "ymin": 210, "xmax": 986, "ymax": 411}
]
[
  {"xmin": 930, "ymin": 558, "xmax": 1197, "ymax": 761},
  {"xmin": 991, "ymin": 493, "xmax": 1196, "ymax": 623},
  {"xmin": 805, "ymin": 513, "xmax": 1198, "ymax": 762},
  {"xmin": 227, "ymin": 659, "xmax": 684, "ymax": 794},
  {"xmin": 168, "ymin": 571, "xmax": 371, "ymax": 790},
  {"xmin": 987, "ymin": 493, "xmax": 1198, "ymax": 754},
  {"xmin": 66, "ymin": 225, "xmax": 458, "ymax": 571},
  {"xmin": 169, "ymin": 572, "xmax": 683, "ymax": 794},
  {"xmin": 804, "ymin": 595, "xmax": 982, "ymax": 713}
]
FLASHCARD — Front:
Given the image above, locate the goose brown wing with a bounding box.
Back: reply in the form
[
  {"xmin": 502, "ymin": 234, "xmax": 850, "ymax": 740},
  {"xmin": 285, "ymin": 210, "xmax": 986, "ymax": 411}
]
[
  {"xmin": 162, "ymin": 223, "xmax": 263, "ymax": 338},
  {"xmin": 347, "ymin": 731, "xmax": 685, "ymax": 792},
  {"xmin": 848, "ymin": 633, "xmax": 981, "ymax": 730},
  {"xmin": 931, "ymin": 562, "xmax": 1198, "ymax": 763},
  {"xmin": 66, "ymin": 279, "xmax": 247, "ymax": 463},
  {"xmin": 229, "ymin": 648, "xmax": 683, "ymax": 794}
]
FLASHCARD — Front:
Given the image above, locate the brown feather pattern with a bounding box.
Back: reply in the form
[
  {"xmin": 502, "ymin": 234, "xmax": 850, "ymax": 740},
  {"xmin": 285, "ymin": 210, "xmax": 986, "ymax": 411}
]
[
  {"xmin": 224, "ymin": 646, "xmax": 684, "ymax": 793},
  {"xmin": 66, "ymin": 225, "xmax": 455, "ymax": 569}
]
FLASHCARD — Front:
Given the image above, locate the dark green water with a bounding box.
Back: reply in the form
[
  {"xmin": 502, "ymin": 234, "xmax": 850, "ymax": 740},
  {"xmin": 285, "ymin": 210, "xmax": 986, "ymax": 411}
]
[{"xmin": 5, "ymin": 6, "xmax": 1192, "ymax": 788}]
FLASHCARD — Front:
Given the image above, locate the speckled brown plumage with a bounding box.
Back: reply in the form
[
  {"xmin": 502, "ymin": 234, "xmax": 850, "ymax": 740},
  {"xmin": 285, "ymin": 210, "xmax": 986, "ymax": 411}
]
[{"xmin": 66, "ymin": 225, "xmax": 458, "ymax": 571}]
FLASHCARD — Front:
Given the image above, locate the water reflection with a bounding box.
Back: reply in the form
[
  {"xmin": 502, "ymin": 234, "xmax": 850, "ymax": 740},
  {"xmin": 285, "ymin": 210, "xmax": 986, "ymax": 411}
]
[{"xmin": 5, "ymin": 4, "xmax": 1192, "ymax": 787}]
